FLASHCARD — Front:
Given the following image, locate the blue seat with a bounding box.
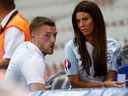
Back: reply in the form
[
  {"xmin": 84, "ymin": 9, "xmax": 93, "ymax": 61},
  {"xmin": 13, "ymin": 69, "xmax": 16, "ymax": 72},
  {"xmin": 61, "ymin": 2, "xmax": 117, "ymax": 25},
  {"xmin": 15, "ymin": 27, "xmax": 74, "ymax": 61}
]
[
  {"xmin": 118, "ymin": 64, "xmax": 128, "ymax": 74},
  {"xmin": 117, "ymin": 64, "xmax": 128, "ymax": 87},
  {"xmin": 117, "ymin": 47, "xmax": 128, "ymax": 83}
]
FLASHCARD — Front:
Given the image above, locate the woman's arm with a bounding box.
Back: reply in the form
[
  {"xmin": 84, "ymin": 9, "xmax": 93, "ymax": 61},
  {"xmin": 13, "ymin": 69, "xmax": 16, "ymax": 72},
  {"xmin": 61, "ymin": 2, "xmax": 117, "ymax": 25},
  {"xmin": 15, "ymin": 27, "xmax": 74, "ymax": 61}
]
[
  {"xmin": 68, "ymin": 75, "xmax": 104, "ymax": 88},
  {"xmin": 69, "ymin": 74, "xmax": 124, "ymax": 88},
  {"xmin": 104, "ymin": 71, "xmax": 124, "ymax": 88},
  {"xmin": 105, "ymin": 71, "xmax": 116, "ymax": 81}
]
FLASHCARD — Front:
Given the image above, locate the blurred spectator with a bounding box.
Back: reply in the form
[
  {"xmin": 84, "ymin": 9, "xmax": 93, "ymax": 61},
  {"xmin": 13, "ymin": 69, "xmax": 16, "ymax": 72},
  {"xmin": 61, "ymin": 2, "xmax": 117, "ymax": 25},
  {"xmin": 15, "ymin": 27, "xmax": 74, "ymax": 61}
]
[{"xmin": 0, "ymin": 0, "xmax": 31, "ymax": 74}]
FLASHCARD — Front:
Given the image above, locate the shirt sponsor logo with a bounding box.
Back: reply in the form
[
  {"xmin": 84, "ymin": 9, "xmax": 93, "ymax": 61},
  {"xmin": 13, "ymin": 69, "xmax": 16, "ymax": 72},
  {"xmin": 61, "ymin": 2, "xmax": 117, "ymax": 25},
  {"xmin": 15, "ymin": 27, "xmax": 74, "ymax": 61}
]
[{"xmin": 64, "ymin": 59, "xmax": 71, "ymax": 71}]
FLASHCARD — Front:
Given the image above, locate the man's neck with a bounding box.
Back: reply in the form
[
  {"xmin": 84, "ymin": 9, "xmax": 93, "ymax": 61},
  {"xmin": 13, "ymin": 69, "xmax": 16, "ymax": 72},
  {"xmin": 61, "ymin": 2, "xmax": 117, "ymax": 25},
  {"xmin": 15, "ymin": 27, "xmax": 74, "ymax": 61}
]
[{"xmin": 32, "ymin": 39, "xmax": 47, "ymax": 56}]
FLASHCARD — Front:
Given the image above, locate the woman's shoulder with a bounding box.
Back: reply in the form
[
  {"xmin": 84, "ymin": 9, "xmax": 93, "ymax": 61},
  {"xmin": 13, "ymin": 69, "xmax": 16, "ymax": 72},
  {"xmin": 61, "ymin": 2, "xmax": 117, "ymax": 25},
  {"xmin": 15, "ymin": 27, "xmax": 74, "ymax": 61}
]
[{"xmin": 65, "ymin": 39, "xmax": 75, "ymax": 48}]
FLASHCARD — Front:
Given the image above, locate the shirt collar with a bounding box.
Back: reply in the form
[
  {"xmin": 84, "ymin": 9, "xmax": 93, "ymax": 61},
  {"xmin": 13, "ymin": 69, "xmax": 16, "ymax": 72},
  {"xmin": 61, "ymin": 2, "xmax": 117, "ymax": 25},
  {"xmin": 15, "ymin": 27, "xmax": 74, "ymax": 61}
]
[
  {"xmin": 1, "ymin": 9, "xmax": 17, "ymax": 28},
  {"xmin": 25, "ymin": 41, "xmax": 45, "ymax": 59}
]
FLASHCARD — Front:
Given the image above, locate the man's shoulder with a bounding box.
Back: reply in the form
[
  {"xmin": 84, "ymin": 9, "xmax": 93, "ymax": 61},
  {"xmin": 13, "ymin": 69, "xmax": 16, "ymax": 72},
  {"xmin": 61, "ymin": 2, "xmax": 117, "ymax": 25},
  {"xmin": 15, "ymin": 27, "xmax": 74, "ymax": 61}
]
[{"xmin": 13, "ymin": 42, "xmax": 32, "ymax": 54}]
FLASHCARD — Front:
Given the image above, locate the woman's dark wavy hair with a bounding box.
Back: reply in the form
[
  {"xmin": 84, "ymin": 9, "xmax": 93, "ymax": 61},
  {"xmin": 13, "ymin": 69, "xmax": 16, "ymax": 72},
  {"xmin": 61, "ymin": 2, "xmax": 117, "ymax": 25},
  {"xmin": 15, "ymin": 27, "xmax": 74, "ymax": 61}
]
[
  {"xmin": 0, "ymin": 0, "xmax": 15, "ymax": 11},
  {"xmin": 72, "ymin": 1, "xmax": 107, "ymax": 76}
]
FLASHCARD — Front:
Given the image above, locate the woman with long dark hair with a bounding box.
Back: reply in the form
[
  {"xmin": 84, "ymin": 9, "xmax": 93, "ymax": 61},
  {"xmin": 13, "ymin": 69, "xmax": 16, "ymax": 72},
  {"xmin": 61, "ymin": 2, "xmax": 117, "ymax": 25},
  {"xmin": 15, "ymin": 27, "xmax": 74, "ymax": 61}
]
[{"xmin": 64, "ymin": 1, "xmax": 124, "ymax": 88}]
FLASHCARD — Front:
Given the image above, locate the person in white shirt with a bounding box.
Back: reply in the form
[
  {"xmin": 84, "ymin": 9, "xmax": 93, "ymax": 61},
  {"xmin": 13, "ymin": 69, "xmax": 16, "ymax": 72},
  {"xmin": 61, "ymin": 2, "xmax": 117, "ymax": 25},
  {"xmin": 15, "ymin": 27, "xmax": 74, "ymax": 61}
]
[
  {"xmin": 64, "ymin": 1, "xmax": 124, "ymax": 88},
  {"xmin": 0, "ymin": 0, "xmax": 31, "ymax": 71},
  {"xmin": 5, "ymin": 16, "xmax": 57, "ymax": 92}
]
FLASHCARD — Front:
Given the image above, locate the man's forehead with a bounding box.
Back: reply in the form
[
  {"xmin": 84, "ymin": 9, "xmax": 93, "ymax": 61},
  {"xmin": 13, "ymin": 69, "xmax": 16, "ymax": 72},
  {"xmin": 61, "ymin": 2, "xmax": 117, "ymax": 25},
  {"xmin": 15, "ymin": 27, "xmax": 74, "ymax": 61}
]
[{"xmin": 39, "ymin": 25, "xmax": 56, "ymax": 32}]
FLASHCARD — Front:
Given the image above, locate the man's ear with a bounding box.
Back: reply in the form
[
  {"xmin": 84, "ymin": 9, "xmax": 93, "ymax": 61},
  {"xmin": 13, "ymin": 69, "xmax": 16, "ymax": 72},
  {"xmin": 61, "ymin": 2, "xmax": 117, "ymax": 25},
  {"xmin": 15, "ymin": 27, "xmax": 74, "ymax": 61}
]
[{"xmin": 31, "ymin": 33, "xmax": 35, "ymax": 39}]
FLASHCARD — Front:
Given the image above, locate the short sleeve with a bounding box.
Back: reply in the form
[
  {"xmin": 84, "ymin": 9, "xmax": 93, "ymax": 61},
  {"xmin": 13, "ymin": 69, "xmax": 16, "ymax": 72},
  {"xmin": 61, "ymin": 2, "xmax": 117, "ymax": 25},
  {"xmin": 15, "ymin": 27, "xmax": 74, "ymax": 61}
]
[
  {"xmin": 4, "ymin": 27, "xmax": 24, "ymax": 59},
  {"xmin": 64, "ymin": 40, "xmax": 79, "ymax": 76},
  {"xmin": 21, "ymin": 55, "xmax": 45, "ymax": 85}
]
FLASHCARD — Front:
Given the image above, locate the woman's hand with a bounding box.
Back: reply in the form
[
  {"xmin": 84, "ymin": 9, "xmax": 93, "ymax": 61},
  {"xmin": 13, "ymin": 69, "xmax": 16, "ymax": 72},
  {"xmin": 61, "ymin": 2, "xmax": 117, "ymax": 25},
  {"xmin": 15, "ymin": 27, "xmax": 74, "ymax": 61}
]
[{"xmin": 103, "ymin": 81, "xmax": 125, "ymax": 88}]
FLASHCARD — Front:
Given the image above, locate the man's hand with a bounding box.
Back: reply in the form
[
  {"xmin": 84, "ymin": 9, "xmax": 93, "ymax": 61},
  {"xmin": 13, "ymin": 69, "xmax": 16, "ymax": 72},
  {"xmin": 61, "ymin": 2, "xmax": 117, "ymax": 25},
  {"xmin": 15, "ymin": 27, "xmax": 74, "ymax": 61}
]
[{"xmin": 29, "ymin": 83, "xmax": 47, "ymax": 92}]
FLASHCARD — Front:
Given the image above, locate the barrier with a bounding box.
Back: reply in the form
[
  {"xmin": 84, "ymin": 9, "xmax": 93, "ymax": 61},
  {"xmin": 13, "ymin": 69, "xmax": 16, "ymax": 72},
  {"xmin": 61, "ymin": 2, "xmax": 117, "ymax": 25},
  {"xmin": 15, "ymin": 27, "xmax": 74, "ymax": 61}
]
[{"xmin": 41, "ymin": 88, "xmax": 128, "ymax": 96}]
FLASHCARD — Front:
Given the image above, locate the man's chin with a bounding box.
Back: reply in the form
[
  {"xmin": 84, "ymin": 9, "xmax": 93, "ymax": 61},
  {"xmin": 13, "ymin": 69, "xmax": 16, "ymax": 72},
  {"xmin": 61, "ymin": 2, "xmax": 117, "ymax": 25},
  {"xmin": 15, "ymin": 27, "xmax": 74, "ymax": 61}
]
[
  {"xmin": 41, "ymin": 50, "xmax": 54, "ymax": 55},
  {"xmin": 47, "ymin": 50, "xmax": 54, "ymax": 55}
]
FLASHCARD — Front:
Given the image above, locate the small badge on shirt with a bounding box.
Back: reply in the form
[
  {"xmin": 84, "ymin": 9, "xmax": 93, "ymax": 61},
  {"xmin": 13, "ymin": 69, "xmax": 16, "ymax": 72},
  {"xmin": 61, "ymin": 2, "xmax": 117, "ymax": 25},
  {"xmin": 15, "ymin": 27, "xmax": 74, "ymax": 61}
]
[{"xmin": 64, "ymin": 59, "xmax": 71, "ymax": 71}]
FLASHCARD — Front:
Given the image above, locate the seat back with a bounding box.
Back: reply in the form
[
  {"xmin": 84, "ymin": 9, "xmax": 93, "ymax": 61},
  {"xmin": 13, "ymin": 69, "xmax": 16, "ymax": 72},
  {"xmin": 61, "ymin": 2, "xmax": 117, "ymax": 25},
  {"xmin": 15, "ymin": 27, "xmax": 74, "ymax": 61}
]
[{"xmin": 117, "ymin": 47, "xmax": 128, "ymax": 87}]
